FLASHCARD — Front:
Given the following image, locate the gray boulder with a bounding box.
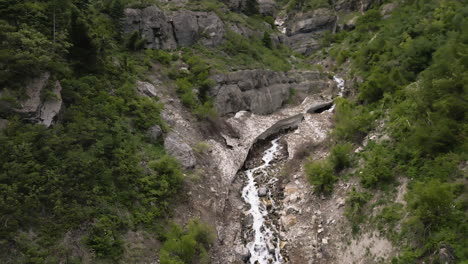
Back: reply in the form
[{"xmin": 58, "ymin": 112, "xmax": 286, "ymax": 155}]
[
  {"xmin": 258, "ymin": 187, "xmax": 268, "ymax": 197},
  {"xmin": 136, "ymin": 81, "xmax": 158, "ymax": 97},
  {"xmin": 164, "ymin": 132, "xmax": 196, "ymax": 169},
  {"xmin": 147, "ymin": 125, "xmax": 163, "ymax": 142},
  {"xmin": 344, "ymin": 15, "xmax": 359, "ymax": 30}
]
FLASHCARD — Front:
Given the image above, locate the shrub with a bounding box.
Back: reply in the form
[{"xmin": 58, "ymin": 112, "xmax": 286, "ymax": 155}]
[
  {"xmin": 345, "ymin": 188, "xmax": 372, "ymax": 232},
  {"xmin": 360, "ymin": 144, "xmax": 395, "ymax": 188},
  {"xmin": 193, "ymin": 141, "xmax": 210, "ymax": 154},
  {"xmin": 160, "ymin": 219, "xmax": 214, "ymax": 264},
  {"xmin": 332, "ymin": 98, "xmax": 373, "ymax": 142},
  {"xmin": 406, "ymin": 180, "xmax": 455, "ymax": 230},
  {"xmin": 262, "ymin": 32, "xmax": 272, "ymax": 49},
  {"xmin": 86, "ymin": 215, "xmax": 124, "ymax": 260},
  {"xmin": 305, "ymin": 160, "xmax": 336, "ymax": 194},
  {"xmin": 329, "ymin": 143, "xmax": 354, "ymax": 172}
]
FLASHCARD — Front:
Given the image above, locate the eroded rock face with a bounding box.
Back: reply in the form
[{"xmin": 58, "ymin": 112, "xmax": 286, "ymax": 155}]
[
  {"xmin": 37, "ymin": 80, "xmax": 62, "ymax": 127},
  {"xmin": 164, "ymin": 132, "xmax": 196, "ymax": 169},
  {"xmin": 285, "ymin": 8, "xmax": 337, "ymax": 55},
  {"xmin": 335, "ymin": 0, "xmax": 379, "ymax": 12},
  {"xmin": 11, "ymin": 72, "xmax": 62, "ymax": 127},
  {"xmin": 211, "ymin": 70, "xmax": 331, "ymax": 116},
  {"xmin": 288, "ymin": 8, "xmax": 336, "ymax": 35},
  {"xmin": 258, "ymin": 0, "xmax": 277, "ymax": 16},
  {"xmin": 124, "ymin": 6, "xmax": 224, "ymax": 50}
]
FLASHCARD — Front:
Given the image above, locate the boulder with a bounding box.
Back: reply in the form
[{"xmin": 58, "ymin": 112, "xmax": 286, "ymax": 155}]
[
  {"xmin": 235, "ymin": 245, "xmax": 251, "ymax": 261},
  {"xmin": 243, "ymin": 214, "xmax": 254, "ymax": 227},
  {"xmin": 344, "ymin": 15, "xmax": 359, "ymax": 30},
  {"xmin": 136, "ymin": 81, "xmax": 158, "ymax": 97},
  {"xmin": 281, "ymin": 215, "xmax": 297, "ymax": 231},
  {"xmin": 147, "ymin": 125, "xmax": 163, "ymax": 142},
  {"xmin": 164, "ymin": 132, "xmax": 196, "ymax": 169},
  {"xmin": 258, "ymin": 187, "xmax": 268, "ymax": 197}
]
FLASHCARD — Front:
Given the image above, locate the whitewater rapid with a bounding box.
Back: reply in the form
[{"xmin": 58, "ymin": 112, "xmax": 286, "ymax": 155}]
[{"xmin": 242, "ymin": 138, "xmax": 283, "ymax": 264}]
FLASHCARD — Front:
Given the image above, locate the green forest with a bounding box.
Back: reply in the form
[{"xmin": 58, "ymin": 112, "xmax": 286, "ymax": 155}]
[{"xmin": 0, "ymin": 0, "xmax": 466, "ymax": 263}]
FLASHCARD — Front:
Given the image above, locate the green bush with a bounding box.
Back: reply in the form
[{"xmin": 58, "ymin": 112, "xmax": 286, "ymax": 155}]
[
  {"xmin": 360, "ymin": 144, "xmax": 395, "ymax": 188},
  {"xmin": 160, "ymin": 219, "xmax": 214, "ymax": 264},
  {"xmin": 86, "ymin": 215, "xmax": 124, "ymax": 260},
  {"xmin": 305, "ymin": 160, "xmax": 336, "ymax": 194},
  {"xmin": 332, "ymin": 98, "xmax": 373, "ymax": 142},
  {"xmin": 345, "ymin": 188, "xmax": 372, "ymax": 232},
  {"xmin": 329, "ymin": 143, "xmax": 354, "ymax": 172}
]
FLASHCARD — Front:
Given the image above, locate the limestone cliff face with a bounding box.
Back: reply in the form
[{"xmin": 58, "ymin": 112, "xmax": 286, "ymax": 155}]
[
  {"xmin": 123, "ymin": 6, "xmax": 225, "ymax": 50},
  {"xmin": 1, "ymin": 72, "xmax": 63, "ymax": 127},
  {"xmin": 283, "ymin": 0, "xmax": 381, "ymax": 54},
  {"xmin": 211, "ymin": 69, "xmax": 333, "ymax": 116},
  {"xmin": 286, "ymin": 8, "xmax": 337, "ymax": 55}
]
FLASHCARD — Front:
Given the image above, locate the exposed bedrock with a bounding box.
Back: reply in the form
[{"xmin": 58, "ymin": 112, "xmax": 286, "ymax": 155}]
[
  {"xmin": 221, "ymin": 0, "xmax": 278, "ymax": 16},
  {"xmin": 285, "ymin": 8, "xmax": 337, "ymax": 55},
  {"xmin": 211, "ymin": 69, "xmax": 334, "ymax": 116},
  {"xmin": 124, "ymin": 6, "xmax": 225, "ymax": 50},
  {"xmin": 0, "ymin": 72, "xmax": 63, "ymax": 127}
]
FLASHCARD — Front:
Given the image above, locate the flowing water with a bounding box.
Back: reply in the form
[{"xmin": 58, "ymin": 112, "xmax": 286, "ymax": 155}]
[
  {"xmin": 333, "ymin": 76, "xmax": 345, "ymax": 96},
  {"xmin": 242, "ymin": 138, "xmax": 283, "ymax": 264},
  {"xmin": 328, "ymin": 76, "xmax": 345, "ymax": 112}
]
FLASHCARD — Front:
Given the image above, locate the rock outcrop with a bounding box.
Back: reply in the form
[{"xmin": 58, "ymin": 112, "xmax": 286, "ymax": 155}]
[
  {"xmin": 136, "ymin": 81, "xmax": 158, "ymax": 97},
  {"xmin": 286, "ymin": 8, "xmax": 337, "ymax": 55},
  {"xmin": 164, "ymin": 132, "xmax": 196, "ymax": 169},
  {"xmin": 335, "ymin": 0, "xmax": 379, "ymax": 12},
  {"xmin": 9, "ymin": 72, "xmax": 63, "ymax": 127},
  {"xmin": 258, "ymin": 0, "xmax": 277, "ymax": 16},
  {"xmin": 124, "ymin": 6, "xmax": 225, "ymax": 50},
  {"xmin": 211, "ymin": 70, "xmax": 332, "ymax": 116},
  {"xmin": 147, "ymin": 125, "xmax": 163, "ymax": 142}
]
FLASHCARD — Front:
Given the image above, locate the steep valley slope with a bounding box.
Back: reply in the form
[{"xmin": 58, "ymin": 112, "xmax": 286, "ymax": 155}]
[{"xmin": 0, "ymin": 0, "xmax": 466, "ymax": 263}]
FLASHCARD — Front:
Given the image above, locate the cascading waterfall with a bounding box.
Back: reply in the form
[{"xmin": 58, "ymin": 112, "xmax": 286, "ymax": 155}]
[
  {"xmin": 328, "ymin": 76, "xmax": 345, "ymax": 112},
  {"xmin": 333, "ymin": 75, "xmax": 345, "ymax": 96},
  {"xmin": 242, "ymin": 138, "xmax": 283, "ymax": 264}
]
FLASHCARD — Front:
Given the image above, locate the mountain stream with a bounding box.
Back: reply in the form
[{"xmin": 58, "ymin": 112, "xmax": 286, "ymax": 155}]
[{"xmin": 241, "ymin": 138, "xmax": 284, "ymax": 264}]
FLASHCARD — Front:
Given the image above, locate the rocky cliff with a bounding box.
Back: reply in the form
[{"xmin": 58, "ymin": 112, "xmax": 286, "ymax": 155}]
[
  {"xmin": 124, "ymin": 6, "xmax": 225, "ymax": 49},
  {"xmin": 211, "ymin": 69, "xmax": 334, "ymax": 116}
]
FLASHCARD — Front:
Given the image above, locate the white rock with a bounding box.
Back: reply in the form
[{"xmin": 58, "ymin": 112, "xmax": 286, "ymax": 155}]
[{"xmin": 322, "ymin": 238, "xmax": 328, "ymax": 245}]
